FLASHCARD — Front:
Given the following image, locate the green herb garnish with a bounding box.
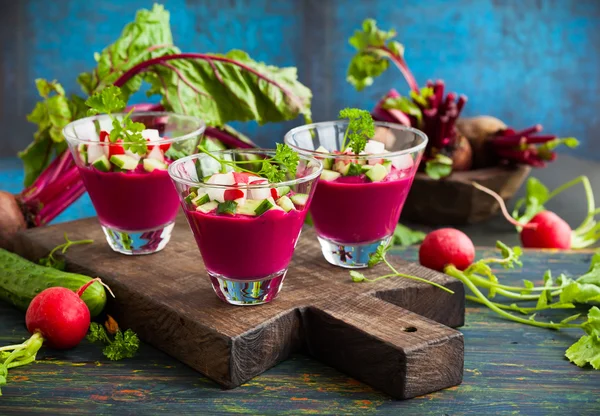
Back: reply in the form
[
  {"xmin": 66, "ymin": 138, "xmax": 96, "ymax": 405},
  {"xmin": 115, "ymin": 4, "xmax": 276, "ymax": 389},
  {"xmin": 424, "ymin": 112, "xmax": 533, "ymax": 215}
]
[
  {"xmin": 339, "ymin": 108, "xmax": 375, "ymax": 154},
  {"xmin": 87, "ymin": 322, "xmax": 140, "ymax": 361},
  {"xmin": 198, "ymin": 143, "xmax": 299, "ymax": 183},
  {"xmin": 85, "ymin": 86, "xmax": 147, "ymax": 155},
  {"xmin": 38, "ymin": 233, "xmax": 93, "ymax": 270}
]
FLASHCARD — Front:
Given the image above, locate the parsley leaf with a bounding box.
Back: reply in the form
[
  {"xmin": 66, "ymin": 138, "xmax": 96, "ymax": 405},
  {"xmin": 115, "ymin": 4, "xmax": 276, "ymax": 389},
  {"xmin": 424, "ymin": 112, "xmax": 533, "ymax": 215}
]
[
  {"xmin": 275, "ymin": 143, "xmax": 299, "ymax": 177},
  {"xmin": 368, "ymin": 243, "xmax": 388, "ymax": 268},
  {"xmin": 339, "ymin": 108, "xmax": 375, "ymax": 154},
  {"xmin": 87, "ymin": 321, "xmax": 140, "ymax": 361},
  {"xmin": 392, "ymin": 224, "xmax": 426, "ymax": 247},
  {"xmin": 85, "ymin": 86, "xmax": 147, "ymax": 155}
]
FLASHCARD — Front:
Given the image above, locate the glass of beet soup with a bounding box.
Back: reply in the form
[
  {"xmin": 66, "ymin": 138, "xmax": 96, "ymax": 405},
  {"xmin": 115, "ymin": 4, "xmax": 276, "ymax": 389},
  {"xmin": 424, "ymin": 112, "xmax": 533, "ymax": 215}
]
[
  {"xmin": 63, "ymin": 112, "xmax": 205, "ymax": 255},
  {"xmin": 168, "ymin": 150, "xmax": 323, "ymax": 305},
  {"xmin": 285, "ymin": 121, "xmax": 427, "ymax": 268}
]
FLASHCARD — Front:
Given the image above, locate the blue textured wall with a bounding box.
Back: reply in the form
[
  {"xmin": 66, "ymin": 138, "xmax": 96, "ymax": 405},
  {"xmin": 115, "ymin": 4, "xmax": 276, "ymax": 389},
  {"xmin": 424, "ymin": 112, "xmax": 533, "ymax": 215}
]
[{"xmin": 1, "ymin": 0, "xmax": 599, "ymax": 160}]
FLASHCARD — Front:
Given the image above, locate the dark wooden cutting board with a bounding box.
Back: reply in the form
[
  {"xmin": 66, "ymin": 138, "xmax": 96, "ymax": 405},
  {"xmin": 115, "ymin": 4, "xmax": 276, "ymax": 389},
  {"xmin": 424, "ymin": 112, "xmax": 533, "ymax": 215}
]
[{"xmin": 11, "ymin": 214, "xmax": 465, "ymax": 400}]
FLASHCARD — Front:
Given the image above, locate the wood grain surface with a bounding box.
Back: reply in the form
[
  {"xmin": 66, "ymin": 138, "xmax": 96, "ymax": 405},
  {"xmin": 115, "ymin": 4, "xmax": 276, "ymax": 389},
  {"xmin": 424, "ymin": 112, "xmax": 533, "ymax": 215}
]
[
  {"xmin": 9, "ymin": 215, "xmax": 464, "ymax": 400},
  {"xmin": 0, "ymin": 246, "xmax": 599, "ymax": 414}
]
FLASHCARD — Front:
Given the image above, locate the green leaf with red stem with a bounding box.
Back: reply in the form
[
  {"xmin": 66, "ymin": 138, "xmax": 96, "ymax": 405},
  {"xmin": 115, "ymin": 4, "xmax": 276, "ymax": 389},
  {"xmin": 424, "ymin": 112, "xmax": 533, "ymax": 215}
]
[{"xmin": 347, "ymin": 19, "xmax": 419, "ymax": 93}]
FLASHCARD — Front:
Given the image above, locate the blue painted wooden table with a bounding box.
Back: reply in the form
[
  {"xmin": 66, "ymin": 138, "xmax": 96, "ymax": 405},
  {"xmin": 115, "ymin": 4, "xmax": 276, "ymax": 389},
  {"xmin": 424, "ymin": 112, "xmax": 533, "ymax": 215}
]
[{"xmin": 1, "ymin": 161, "xmax": 599, "ymax": 415}]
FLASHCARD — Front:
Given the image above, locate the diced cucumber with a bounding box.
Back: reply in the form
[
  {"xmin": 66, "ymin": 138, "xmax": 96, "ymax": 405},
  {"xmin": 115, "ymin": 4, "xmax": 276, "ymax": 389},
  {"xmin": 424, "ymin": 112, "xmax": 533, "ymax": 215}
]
[
  {"xmin": 143, "ymin": 158, "xmax": 168, "ymax": 172},
  {"xmin": 254, "ymin": 198, "xmax": 275, "ymax": 216},
  {"xmin": 333, "ymin": 160, "xmax": 349, "ymax": 175},
  {"xmin": 184, "ymin": 192, "xmax": 197, "ymax": 205},
  {"xmin": 382, "ymin": 160, "xmax": 393, "ymax": 173},
  {"xmin": 315, "ymin": 145, "xmax": 329, "ymax": 153},
  {"xmin": 110, "ymin": 155, "xmax": 138, "ymax": 170},
  {"xmin": 361, "ymin": 165, "xmax": 374, "ymax": 172},
  {"xmin": 276, "ymin": 195, "xmax": 295, "ymax": 212},
  {"xmin": 290, "ymin": 193, "xmax": 309, "ymax": 208},
  {"xmin": 190, "ymin": 186, "xmax": 199, "ymax": 194},
  {"xmin": 191, "ymin": 192, "xmax": 210, "ymax": 206},
  {"xmin": 91, "ymin": 155, "xmax": 111, "ymax": 172},
  {"xmin": 346, "ymin": 163, "xmax": 362, "ymax": 176},
  {"xmin": 77, "ymin": 143, "xmax": 88, "ymax": 164},
  {"xmin": 197, "ymin": 201, "xmax": 218, "ymax": 214},
  {"xmin": 365, "ymin": 163, "xmax": 388, "ymax": 182},
  {"xmin": 237, "ymin": 199, "xmax": 263, "ymax": 216},
  {"xmin": 274, "ymin": 186, "xmax": 291, "ymax": 198},
  {"xmin": 320, "ymin": 169, "xmax": 341, "ymax": 181},
  {"xmin": 217, "ymin": 201, "xmax": 237, "ymax": 215},
  {"xmin": 323, "ymin": 158, "xmax": 333, "ymax": 170}
]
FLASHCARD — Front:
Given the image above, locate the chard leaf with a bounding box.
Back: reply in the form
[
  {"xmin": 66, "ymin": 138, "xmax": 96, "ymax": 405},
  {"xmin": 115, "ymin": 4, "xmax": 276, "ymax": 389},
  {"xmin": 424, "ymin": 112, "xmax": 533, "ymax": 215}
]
[
  {"xmin": 511, "ymin": 177, "xmax": 549, "ymax": 226},
  {"xmin": 565, "ymin": 335, "xmax": 600, "ymax": 369},
  {"xmin": 143, "ymin": 49, "xmax": 312, "ymax": 126},
  {"xmin": 425, "ymin": 154, "xmax": 453, "ymax": 180},
  {"xmin": 382, "ymin": 95, "xmax": 423, "ymax": 124},
  {"xmin": 77, "ymin": 4, "xmax": 177, "ymax": 98}
]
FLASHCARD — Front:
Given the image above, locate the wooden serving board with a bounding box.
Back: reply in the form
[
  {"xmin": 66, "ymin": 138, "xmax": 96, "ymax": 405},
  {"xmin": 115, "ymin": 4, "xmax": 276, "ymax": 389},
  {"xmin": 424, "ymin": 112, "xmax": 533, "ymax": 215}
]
[{"xmin": 11, "ymin": 214, "xmax": 465, "ymax": 400}]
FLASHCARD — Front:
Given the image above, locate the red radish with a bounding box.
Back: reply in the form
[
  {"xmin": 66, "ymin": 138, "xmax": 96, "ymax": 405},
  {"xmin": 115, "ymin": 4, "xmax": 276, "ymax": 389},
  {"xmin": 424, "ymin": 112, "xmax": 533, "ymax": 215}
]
[
  {"xmin": 419, "ymin": 228, "xmax": 475, "ymax": 272},
  {"xmin": 99, "ymin": 130, "xmax": 110, "ymax": 142},
  {"xmin": 472, "ymin": 182, "xmax": 571, "ymax": 249},
  {"xmin": 224, "ymin": 189, "xmax": 245, "ymax": 201},
  {"xmin": 233, "ymin": 172, "xmax": 253, "ymax": 184},
  {"xmin": 520, "ymin": 212, "xmax": 571, "ymax": 249},
  {"xmin": 108, "ymin": 139, "xmax": 126, "ymax": 157},
  {"xmin": 270, "ymin": 188, "xmax": 279, "ymax": 199}
]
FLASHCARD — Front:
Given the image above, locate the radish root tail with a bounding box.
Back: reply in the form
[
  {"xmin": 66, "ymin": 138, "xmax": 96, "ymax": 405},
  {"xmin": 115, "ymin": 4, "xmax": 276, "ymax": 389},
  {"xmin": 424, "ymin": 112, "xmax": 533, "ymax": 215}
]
[
  {"xmin": 472, "ymin": 182, "xmax": 537, "ymax": 229},
  {"xmin": 76, "ymin": 277, "xmax": 115, "ymax": 299}
]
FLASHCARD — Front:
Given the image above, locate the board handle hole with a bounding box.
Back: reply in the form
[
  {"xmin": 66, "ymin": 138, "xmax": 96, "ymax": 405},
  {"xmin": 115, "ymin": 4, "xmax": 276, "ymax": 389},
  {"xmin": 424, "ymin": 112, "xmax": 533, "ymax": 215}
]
[{"xmin": 402, "ymin": 326, "xmax": 417, "ymax": 333}]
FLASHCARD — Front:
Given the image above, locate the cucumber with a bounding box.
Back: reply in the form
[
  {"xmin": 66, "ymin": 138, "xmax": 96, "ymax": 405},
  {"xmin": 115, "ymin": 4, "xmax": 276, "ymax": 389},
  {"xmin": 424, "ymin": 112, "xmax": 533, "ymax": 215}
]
[
  {"xmin": 197, "ymin": 201, "xmax": 218, "ymax": 213},
  {"xmin": 217, "ymin": 200, "xmax": 237, "ymax": 215},
  {"xmin": 320, "ymin": 169, "xmax": 341, "ymax": 181},
  {"xmin": 191, "ymin": 192, "xmax": 210, "ymax": 206},
  {"xmin": 0, "ymin": 248, "xmax": 107, "ymax": 317},
  {"xmin": 382, "ymin": 160, "xmax": 393, "ymax": 173},
  {"xmin": 346, "ymin": 163, "xmax": 362, "ymax": 176},
  {"xmin": 184, "ymin": 191, "xmax": 197, "ymax": 205},
  {"xmin": 275, "ymin": 186, "xmax": 291, "ymax": 198},
  {"xmin": 366, "ymin": 163, "xmax": 388, "ymax": 182},
  {"xmin": 92, "ymin": 155, "xmax": 111, "ymax": 172},
  {"xmin": 111, "ymin": 155, "xmax": 138, "ymax": 170},
  {"xmin": 143, "ymin": 158, "xmax": 167, "ymax": 172},
  {"xmin": 77, "ymin": 143, "xmax": 88, "ymax": 165},
  {"xmin": 237, "ymin": 199, "xmax": 263, "ymax": 216},
  {"xmin": 254, "ymin": 198, "xmax": 275, "ymax": 216},
  {"xmin": 290, "ymin": 193, "xmax": 309, "ymax": 208},
  {"xmin": 323, "ymin": 158, "xmax": 333, "ymax": 170},
  {"xmin": 276, "ymin": 195, "xmax": 295, "ymax": 212}
]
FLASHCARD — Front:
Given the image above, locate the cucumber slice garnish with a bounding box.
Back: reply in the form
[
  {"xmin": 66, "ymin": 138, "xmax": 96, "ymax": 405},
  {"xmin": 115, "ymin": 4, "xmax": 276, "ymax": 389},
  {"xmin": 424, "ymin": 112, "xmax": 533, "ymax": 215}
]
[
  {"xmin": 191, "ymin": 192, "xmax": 210, "ymax": 206},
  {"xmin": 91, "ymin": 155, "xmax": 110, "ymax": 172},
  {"xmin": 143, "ymin": 158, "xmax": 168, "ymax": 172},
  {"xmin": 254, "ymin": 198, "xmax": 275, "ymax": 216},
  {"xmin": 365, "ymin": 163, "xmax": 388, "ymax": 182},
  {"xmin": 197, "ymin": 201, "xmax": 218, "ymax": 214},
  {"xmin": 276, "ymin": 195, "xmax": 295, "ymax": 212},
  {"xmin": 216, "ymin": 201, "xmax": 237, "ymax": 215},
  {"xmin": 320, "ymin": 169, "xmax": 341, "ymax": 181},
  {"xmin": 290, "ymin": 193, "xmax": 309, "ymax": 208},
  {"xmin": 110, "ymin": 155, "xmax": 138, "ymax": 170}
]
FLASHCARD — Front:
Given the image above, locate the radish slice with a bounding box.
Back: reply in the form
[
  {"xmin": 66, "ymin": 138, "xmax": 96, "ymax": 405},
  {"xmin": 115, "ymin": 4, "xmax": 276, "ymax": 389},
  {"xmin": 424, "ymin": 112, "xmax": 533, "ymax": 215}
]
[
  {"xmin": 364, "ymin": 140, "xmax": 385, "ymax": 154},
  {"xmin": 146, "ymin": 146, "xmax": 165, "ymax": 162},
  {"xmin": 391, "ymin": 154, "xmax": 414, "ymax": 170},
  {"xmin": 87, "ymin": 143, "xmax": 106, "ymax": 163},
  {"xmin": 206, "ymin": 172, "xmax": 236, "ymax": 202},
  {"xmin": 142, "ymin": 129, "xmax": 160, "ymax": 140}
]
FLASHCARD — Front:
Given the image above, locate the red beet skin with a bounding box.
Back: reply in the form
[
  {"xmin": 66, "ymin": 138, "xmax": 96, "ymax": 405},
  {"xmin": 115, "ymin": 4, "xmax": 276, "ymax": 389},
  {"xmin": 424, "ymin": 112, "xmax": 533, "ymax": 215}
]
[
  {"xmin": 419, "ymin": 228, "xmax": 475, "ymax": 272},
  {"xmin": 520, "ymin": 211, "xmax": 572, "ymax": 249},
  {"xmin": 25, "ymin": 287, "xmax": 91, "ymax": 349}
]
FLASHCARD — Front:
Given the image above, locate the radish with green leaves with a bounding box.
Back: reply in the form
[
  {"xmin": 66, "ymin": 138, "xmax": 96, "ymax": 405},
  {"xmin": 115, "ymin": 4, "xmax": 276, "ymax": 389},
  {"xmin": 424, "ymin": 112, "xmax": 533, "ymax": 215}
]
[{"xmin": 473, "ymin": 176, "xmax": 599, "ymax": 249}]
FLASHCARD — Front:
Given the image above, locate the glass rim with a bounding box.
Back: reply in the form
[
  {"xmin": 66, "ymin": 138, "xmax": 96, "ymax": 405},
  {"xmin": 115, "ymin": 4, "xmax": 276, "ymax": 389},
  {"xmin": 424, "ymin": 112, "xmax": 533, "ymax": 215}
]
[
  {"xmin": 284, "ymin": 120, "xmax": 428, "ymax": 159},
  {"xmin": 168, "ymin": 149, "xmax": 324, "ymax": 189},
  {"xmin": 62, "ymin": 111, "xmax": 206, "ymax": 145}
]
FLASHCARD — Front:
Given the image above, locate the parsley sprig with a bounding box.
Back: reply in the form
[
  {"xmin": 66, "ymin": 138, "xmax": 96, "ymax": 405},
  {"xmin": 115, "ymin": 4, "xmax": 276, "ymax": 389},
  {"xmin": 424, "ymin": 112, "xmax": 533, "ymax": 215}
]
[
  {"xmin": 339, "ymin": 108, "xmax": 375, "ymax": 154},
  {"xmin": 85, "ymin": 86, "xmax": 148, "ymax": 155},
  {"xmin": 87, "ymin": 320, "xmax": 140, "ymax": 361},
  {"xmin": 350, "ymin": 241, "xmax": 454, "ymax": 293},
  {"xmin": 198, "ymin": 143, "xmax": 300, "ymax": 183}
]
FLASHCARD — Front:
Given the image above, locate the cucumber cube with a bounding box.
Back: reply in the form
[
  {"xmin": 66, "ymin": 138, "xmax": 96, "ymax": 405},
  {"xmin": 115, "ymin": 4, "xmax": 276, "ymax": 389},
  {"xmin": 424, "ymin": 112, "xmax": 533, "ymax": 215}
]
[
  {"xmin": 77, "ymin": 143, "xmax": 88, "ymax": 164},
  {"xmin": 290, "ymin": 193, "xmax": 309, "ymax": 208},
  {"xmin": 365, "ymin": 163, "xmax": 388, "ymax": 182},
  {"xmin": 323, "ymin": 158, "xmax": 333, "ymax": 170},
  {"xmin": 110, "ymin": 155, "xmax": 138, "ymax": 170},
  {"xmin": 254, "ymin": 198, "xmax": 275, "ymax": 216},
  {"xmin": 184, "ymin": 192, "xmax": 197, "ymax": 205},
  {"xmin": 320, "ymin": 169, "xmax": 341, "ymax": 181},
  {"xmin": 275, "ymin": 186, "xmax": 291, "ymax": 198},
  {"xmin": 143, "ymin": 158, "xmax": 168, "ymax": 172},
  {"xmin": 333, "ymin": 160, "xmax": 349, "ymax": 175},
  {"xmin": 276, "ymin": 195, "xmax": 295, "ymax": 212},
  {"xmin": 382, "ymin": 160, "xmax": 393, "ymax": 173},
  {"xmin": 91, "ymin": 155, "xmax": 111, "ymax": 172},
  {"xmin": 361, "ymin": 165, "xmax": 374, "ymax": 172},
  {"xmin": 191, "ymin": 192, "xmax": 210, "ymax": 206},
  {"xmin": 197, "ymin": 201, "xmax": 218, "ymax": 214},
  {"xmin": 237, "ymin": 199, "xmax": 263, "ymax": 216}
]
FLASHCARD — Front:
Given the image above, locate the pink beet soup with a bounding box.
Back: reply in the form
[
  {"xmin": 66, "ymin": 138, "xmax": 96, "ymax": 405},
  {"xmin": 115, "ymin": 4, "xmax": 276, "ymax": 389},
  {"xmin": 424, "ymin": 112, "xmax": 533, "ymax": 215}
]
[
  {"xmin": 185, "ymin": 208, "xmax": 307, "ymax": 280},
  {"xmin": 309, "ymin": 168, "xmax": 414, "ymax": 243},
  {"xmin": 78, "ymin": 165, "xmax": 180, "ymax": 231}
]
